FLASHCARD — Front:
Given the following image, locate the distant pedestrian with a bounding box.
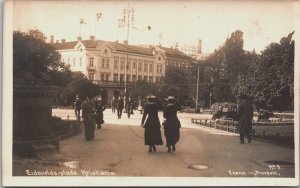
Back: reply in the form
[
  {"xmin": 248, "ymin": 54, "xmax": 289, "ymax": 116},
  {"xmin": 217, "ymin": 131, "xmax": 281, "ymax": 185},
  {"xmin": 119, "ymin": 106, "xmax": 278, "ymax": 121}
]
[
  {"xmin": 163, "ymin": 96, "xmax": 182, "ymax": 153},
  {"xmin": 236, "ymin": 95, "xmax": 254, "ymax": 144},
  {"xmin": 141, "ymin": 95, "xmax": 163, "ymax": 152},
  {"xmin": 73, "ymin": 95, "xmax": 82, "ymax": 120},
  {"xmin": 82, "ymin": 95, "xmax": 96, "ymax": 141},
  {"xmin": 111, "ymin": 96, "xmax": 117, "ymax": 114},
  {"xmin": 116, "ymin": 96, "xmax": 124, "ymax": 119},
  {"xmin": 95, "ymin": 98, "xmax": 106, "ymax": 129},
  {"xmin": 137, "ymin": 96, "xmax": 144, "ymax": 114},
  {"xmin": 126, "ymin": 96, "xmax": 134, "ymax": 118}
]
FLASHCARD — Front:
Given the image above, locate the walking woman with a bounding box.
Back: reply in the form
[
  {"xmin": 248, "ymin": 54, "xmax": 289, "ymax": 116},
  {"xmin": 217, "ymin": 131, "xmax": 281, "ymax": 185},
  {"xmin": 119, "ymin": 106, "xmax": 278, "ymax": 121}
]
[
  {"xmin": 82, "ymin": 95, "xmax": 96, "ymax": 141},
  {"xmin": 141, "ymin": 95, "xmax": 163, "ymax": 152},
  {"xmin": 163, "ymin": 96, "xmax": 182, "ymax": 152},
  {"xmin": 95, "ymin": 98, "xmax": 106, "ymax": 129}
]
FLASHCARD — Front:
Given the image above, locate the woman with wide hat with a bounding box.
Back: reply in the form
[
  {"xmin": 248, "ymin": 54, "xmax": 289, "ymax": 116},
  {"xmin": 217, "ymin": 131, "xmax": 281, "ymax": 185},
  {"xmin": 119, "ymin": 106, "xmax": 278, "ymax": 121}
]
[
  {"xmin": 163, "ymin": 96, "xmax": 182, "ymax": 152},
  {"xmin": 141, "ymin": 95, "xmax": 163, "ymax": 152}
]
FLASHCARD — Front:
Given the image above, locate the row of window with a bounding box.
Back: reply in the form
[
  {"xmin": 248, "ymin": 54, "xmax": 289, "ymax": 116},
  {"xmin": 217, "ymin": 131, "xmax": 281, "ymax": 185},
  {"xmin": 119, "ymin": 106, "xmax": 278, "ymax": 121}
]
[
  {"xmin": 88, "ymin": 73, "xmax": 161, "ymax": 83},
  {"xmin": 64, "ymin": 56, "xmax": 165, "ymax": 73},
  {"xmin": 166, "ymin": 60, "xmax": 189, "ymax": 68}
]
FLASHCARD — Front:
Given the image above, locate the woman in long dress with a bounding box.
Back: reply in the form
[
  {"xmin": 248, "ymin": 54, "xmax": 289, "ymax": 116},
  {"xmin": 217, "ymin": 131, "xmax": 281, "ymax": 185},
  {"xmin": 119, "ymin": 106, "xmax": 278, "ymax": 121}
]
[
  {"xmin": 82, "ymin": 96, "xmax": 96, "ymax": 141},
  {"xmin": 141, "ymin": 95, "xmax": 163, "ymax": 152},
  {"xmin": 163, "ymin": 96, "xmax": 182, "ymax": 152}
]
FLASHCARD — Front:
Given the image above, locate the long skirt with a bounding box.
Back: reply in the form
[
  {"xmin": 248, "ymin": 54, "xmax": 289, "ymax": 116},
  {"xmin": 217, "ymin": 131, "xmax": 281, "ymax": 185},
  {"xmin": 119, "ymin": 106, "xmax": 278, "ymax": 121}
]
[
  {"xmin": 144, "ymin": 126, "xmax": 163, "ymax": 146},
  {"xmin": 85, "ymin": 123, "xmax": 95, "ymax": 140},
  {"xmin": 164, "ymin": 127, "xmax": 180, "ymax": 147}
]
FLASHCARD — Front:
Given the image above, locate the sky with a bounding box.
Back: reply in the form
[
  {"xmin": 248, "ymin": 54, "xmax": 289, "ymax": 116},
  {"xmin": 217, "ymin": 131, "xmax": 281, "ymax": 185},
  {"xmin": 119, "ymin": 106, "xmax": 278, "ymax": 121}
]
[{"xmin": 12, "ymin": 0, "xmax": 296, "ymax": 53}]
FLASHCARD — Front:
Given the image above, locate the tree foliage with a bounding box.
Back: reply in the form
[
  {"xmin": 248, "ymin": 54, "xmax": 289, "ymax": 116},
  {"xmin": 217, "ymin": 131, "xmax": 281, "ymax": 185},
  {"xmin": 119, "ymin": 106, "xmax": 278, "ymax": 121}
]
[
  {"xmin": 232, "ymin": 32, "xmax": 294, "ymax": 111},
  {"xmin": 13, "ymin": 29, "xmax": 71, "ymax": 86}
]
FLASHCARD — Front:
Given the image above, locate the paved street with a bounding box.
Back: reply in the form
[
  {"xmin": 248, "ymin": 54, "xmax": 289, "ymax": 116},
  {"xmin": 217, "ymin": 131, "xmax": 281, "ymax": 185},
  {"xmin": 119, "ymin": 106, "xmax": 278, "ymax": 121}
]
[{"xmin": 13, "ymin": 108, "xmax": 295, "ymax": 178}]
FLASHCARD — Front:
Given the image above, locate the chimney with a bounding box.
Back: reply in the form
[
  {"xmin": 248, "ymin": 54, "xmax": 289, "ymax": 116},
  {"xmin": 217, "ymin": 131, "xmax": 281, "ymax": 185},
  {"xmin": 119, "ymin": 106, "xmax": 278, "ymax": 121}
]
[
  {"xmin": 50, "ymin": 35, "xmax": 54, "ymax": 44},
  {"xmin": 90, "ymin": 35, "xmax": 95, "ymax": 40},
  {"xmin": 77, "ymin": 36, "xmax": 82, "ymax": 41},
  {"xmin": 61, "ymin": 39, "xmax": 66, "ymax": 43},
  {"xmin": 175, "ymin": 42, "xmax": 179, "ymax": 49},
  {"xmin": 198, "ymin": 39, "xmax": 202, "ymax": 54}
]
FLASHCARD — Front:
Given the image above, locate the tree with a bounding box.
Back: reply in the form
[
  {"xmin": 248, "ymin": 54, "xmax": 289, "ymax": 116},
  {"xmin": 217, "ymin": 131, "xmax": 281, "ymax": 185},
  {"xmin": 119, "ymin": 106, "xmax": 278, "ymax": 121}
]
[
  {"xmin": 233, "ymin": 32, "xmax": 294, "ymax": 111},
  {"xmin": 161, "ymin": 67, "xmax": 190, "ymax": 103},
  {"xmin": 13, "ymin": 29, "xmax": 71, "ymax": 86}
]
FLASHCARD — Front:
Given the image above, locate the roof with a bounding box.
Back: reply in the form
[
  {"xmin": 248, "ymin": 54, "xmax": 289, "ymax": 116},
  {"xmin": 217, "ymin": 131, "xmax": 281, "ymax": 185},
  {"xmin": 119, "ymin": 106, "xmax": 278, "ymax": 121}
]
[
  {"xmin": 54, "ymin": 39, "xmax": 154, "ymax": 56},
  {"xmin": 54, "ymin": 41, "xmax": 78, "ymax": 50},
  {"xmin": 156, "ymin": 46, "xmax": 191, "ymax": 60}
]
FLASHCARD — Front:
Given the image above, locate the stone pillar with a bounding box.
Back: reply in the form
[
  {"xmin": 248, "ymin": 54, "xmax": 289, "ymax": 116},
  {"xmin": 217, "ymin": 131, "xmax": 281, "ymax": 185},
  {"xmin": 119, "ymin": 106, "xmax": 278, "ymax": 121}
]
[{"xmin": 13, "ymin": 84, "xmax": 59, "ymax": 157}]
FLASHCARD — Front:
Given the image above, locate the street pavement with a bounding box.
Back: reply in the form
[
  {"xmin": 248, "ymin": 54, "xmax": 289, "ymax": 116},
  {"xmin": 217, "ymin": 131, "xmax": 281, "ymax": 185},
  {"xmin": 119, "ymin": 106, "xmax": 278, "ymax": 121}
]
[{"xmin": 13, "ymin": 108, "xmax": 295, "ymax": 179}]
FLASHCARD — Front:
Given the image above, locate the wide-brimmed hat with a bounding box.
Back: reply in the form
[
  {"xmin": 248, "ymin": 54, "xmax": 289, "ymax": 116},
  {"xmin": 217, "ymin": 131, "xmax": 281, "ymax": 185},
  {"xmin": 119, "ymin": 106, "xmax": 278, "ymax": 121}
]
[
  {"xmin": 146, "ymin": 94, "xmax": 157, "ymax": 99},
  {"xmin": 167, "ymin": 96, "xmax": 175, "ymax": 100}
]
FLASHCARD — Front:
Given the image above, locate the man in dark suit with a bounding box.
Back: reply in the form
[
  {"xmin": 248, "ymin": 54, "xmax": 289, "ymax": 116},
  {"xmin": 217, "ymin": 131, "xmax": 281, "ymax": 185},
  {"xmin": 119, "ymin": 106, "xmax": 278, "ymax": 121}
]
[
  {"xmin": 116, "ymin": 96, "xmax": 124, "ymax": 119},
  {"xmin": 237, "ymin": 95, "xmax": 254, "ymax": 144}
]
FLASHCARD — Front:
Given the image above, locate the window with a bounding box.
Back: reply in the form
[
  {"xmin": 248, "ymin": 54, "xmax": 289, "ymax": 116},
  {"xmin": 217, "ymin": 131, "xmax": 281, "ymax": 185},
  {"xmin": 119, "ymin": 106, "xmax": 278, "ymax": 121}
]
[
  {"xmin": 89, "ymin": 58, "xmax": 94, "ymax": 66},
  {"xmin": 157, "ymin": 65, "xmax": 160, "ymax": 73},
  {"xmin": 160, "ymin": 65, "xmax": 163, "ymax": 73},
  {"xmin": 120, "ymin": 74, "xmax": 124, "ymax": 82},
  {"xmin": 132, "ymin": 75, "xmax": 136, "ymax": 82},
  {"xmin": 105, "ymin": 74, "xmax": 109, "ymax": 81},
  {"xmin": 113, "ymin": 74, "xmax": 118, "ymax": 82},
  {"xmin": 102, "ymin": 59, "xmax": 105, "ymax": 68},
  {"xmin": 149, "ymin": 76, "xmax": 153, "ymax": 83},
  {"xmin": 104, "ymin": 49, "xmax": 108, "ymax": 54},
  {"xmin": 114, "ymin": 59, "xmax": 118, "ymax": 69},
  {"xmin": 88, "ymin": 73, "xmax": 94, "ymax": 81},
  {"xmin": 73, "ymin": 58, "xmax": 76, "ymax": 66},
  {"xmin": 106, "ymin": 59, "xmax": 109, "ymax": 68},
  {"xmin": 144, "ymin": 61, "xmax": 148, "ymax": 72},
  {"xmin": 101, "ymin": 74, "xmax": 104, "ymax": 81},
  {"xmin": 127, "ymin": 58, "xmax": 131, "ymax": 70},
  {"xmin": 150, "ymin": 63, "xmax": 153, "ymax": 72},
  {"xmin": 121, "ymin": 58, "xmax": 125, "ymax": 70},
  {"xmin": 138, "ymin": 62, "xmax": 142, "ymax": 71},
  {"xmin": 80, "ymin": 58, "xmax": 82, "ymax": 66}
]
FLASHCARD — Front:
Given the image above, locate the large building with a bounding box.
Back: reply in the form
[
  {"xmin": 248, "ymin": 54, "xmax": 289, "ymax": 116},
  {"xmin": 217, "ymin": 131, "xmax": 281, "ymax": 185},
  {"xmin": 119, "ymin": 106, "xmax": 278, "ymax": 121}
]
[{"xmin": 54, "ymin": 36, "xmax": 193, "ymax": 102}]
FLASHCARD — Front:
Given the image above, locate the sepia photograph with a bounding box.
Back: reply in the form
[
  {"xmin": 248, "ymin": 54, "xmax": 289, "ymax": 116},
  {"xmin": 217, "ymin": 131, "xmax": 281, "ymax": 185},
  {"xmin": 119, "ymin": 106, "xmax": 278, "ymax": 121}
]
[{"xmin": 2, "ymin": 0, "xmax": 299, "ymax": 186}]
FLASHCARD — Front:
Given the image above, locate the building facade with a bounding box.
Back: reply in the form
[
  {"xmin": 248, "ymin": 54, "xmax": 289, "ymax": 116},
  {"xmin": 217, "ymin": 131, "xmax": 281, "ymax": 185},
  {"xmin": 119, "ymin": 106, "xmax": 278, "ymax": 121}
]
[{"xmin": 54, "ymin": 37, "xmax": 193, "ymax": 102}]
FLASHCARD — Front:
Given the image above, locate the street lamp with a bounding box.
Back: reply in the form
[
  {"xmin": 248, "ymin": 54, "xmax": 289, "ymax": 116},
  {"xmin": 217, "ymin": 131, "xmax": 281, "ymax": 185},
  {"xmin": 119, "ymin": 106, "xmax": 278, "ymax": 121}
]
[{"xmin": 122, "ymin": 5, "xmax": 134, "ymax": 94}]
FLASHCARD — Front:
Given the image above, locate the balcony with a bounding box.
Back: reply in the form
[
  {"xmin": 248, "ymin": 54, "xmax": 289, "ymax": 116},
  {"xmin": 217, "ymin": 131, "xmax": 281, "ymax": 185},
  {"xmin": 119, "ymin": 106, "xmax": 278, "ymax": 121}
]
[{"xmin": 87, "ymin": 65, "xmax": 96, "ymax": 71}]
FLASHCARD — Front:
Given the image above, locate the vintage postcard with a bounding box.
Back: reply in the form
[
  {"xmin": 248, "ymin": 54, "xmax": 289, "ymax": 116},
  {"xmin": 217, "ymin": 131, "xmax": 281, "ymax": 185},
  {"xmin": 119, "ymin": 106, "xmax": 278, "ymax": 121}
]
[{"xmin": 2, "ymin": 0, "xmax": 300, "ymax": 186}]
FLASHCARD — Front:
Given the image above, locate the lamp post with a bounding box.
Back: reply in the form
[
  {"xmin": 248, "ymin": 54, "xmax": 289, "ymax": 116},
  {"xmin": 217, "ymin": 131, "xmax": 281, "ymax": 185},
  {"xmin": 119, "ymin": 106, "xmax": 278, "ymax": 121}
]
[
  {"xmin": 122, "ymin": 5, "xmax": 134, "ymax": 94},
  {"xmin": 196, "ymin": 65, "xmax": 199, "ymax": 111}
]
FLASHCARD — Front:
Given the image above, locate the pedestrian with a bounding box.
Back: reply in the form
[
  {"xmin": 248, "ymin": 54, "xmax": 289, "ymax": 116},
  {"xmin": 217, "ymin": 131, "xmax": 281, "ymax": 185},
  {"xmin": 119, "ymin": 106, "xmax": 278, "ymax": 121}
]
[
  {"xmin": 82, "ymin": 95, "xmax": 96, "ymax": 141},
  {"xmin": 116, "ymin": 96, "xmax": 124, "ymax": 119},
  {"xmin": 73, "ymin": 95, "xmax": 82, "ymax": 120},
  {"xmin": 95, "ymin": 97, "xmax": 106, "ymax": 129},
  {"xmin": 111, "ymin": 96, "xmax": 116, "ymax": 114},
  {"xmin": 163, "ymin": 96, "xmax": 182, "ymax": 153},
  {"xmin": 137, "ymin": 96, "xmax": 144, "ymax": 114},
  {"xmin": 125, "ymin": 96, "xmax": 134, "ymax": 118},
  {"xmin": 236, "ymin": 95, "xmax": 254, "ymax": 144},
  {"xmin": 141, "ymin": 95, "xmax": 163, "ymax": 152}
]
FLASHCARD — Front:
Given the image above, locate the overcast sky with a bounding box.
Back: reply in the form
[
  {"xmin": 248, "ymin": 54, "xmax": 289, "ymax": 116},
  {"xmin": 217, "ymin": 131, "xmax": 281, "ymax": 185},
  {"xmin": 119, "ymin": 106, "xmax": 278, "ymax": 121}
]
[{"xmin": 13, "ymin": 0, "xmax": 295, "ymax": 53}]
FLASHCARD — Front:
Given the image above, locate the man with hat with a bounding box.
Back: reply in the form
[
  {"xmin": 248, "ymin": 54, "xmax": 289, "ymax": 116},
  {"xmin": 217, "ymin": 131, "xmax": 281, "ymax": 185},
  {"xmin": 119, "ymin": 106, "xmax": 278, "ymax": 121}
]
[
  {"xmin": 236, "ymin": 95, "xmax": 254, "ymax": 144},
  {"xmin": 73, "ymin": 95, "xmax": 82, "ymax": 120},
  {"xmin": 163, "ymin": 96, "xmax": 182, "ymax": 152}
]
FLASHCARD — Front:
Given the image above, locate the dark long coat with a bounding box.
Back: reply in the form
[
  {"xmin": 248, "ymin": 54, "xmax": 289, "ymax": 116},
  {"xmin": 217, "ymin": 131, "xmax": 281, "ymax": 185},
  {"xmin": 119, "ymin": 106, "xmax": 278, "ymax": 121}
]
[
  {"xmin": 141, "ymin": 102, "xmax": 163, "ymax": 146},
  {"xmin": 237, "ymin": 100, "xmax": 254, "ymax": 134},
  {"xmin": 82, "ymin": 100, "xmax": 95, "ymax": 140},
  {"xmin": 163, "ymin": 103, "xmax": 182, "ymax": 147},
  {"xmin": 95, "ymin": 101, "xmax": 106, "ymax": 125}
]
